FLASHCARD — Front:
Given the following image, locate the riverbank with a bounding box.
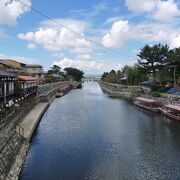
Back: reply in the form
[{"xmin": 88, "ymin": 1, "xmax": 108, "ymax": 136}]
[
  {"xmin": 99, "ymin": 81, "xmax": 180, "ymax": 108},
  {"xmin": 7, "ymin": 101, "xmax": 52, "ymax": 180},
  {"xmin": 99, "ymin": 81, "xmax": 140, "ymax": 100},
  {"xmin": 0, "ymin": 81, "xmax": 80, "ymax": 180}
]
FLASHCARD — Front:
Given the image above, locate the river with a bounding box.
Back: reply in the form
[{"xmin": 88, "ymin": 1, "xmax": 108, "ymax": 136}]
[{"xmin": 20, "ymin": 82, "xmax": 180, "ymax": 180}]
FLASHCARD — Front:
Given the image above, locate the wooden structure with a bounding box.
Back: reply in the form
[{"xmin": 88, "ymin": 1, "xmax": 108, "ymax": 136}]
[
  {"xmin": 0, "ymin": 70, "xmax": 16, "ymax": 105},
  {"xmin": 161, "ymin": 104, "xmax": 180, "ymax": 121},
  {"xmin": 55, "ymin": 84, "xmax": 72, "ymax": 98},
  {"xmin": 134, "ymin": 97, "xmax": 161, "ymax": 112},
  {"xmin": 18, "ymin": 76, "xmax": 38, "ymax": 96}
]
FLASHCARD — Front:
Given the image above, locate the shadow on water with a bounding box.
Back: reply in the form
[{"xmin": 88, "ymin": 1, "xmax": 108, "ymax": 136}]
[{"xmin": 20, "ymin": 82, "xmax": 180, "ymax": 180}]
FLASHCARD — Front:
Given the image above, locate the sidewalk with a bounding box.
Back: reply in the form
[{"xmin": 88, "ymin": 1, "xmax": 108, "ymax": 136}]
[{"xmin": 19, "ymin": 103, "xmax": 48, "ymax": 140}]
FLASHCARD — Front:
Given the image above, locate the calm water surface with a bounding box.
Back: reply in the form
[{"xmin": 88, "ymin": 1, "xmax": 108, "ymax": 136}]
[{"xmin": 20, "ymin": 82, "xmax": 180, "ymax": 180}]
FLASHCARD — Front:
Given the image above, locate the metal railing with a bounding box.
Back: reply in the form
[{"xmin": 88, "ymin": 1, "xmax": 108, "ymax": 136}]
[
  {"xmin": 16, "ymin": 124, "xmax": 25, "ymax": 138},
  {"xmin": 0, "ymin": 90, "xmax": 14, "ymax": 98}
]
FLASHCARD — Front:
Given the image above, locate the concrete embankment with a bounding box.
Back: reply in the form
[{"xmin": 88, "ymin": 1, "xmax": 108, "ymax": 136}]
[
  {"xmin": 100, "ymin": 81, "xmax": 180, "ymax": 106},
  {"xmin": 99, "ymin": 81, "xmax": 140, "ymax": 100},
  {"xmin": 0, "ymin": 81, "xmax": 80, "ymax": 180},
  {"xmin": 20, "ymin": 103, "xmax": 49, "ymax": 141}
]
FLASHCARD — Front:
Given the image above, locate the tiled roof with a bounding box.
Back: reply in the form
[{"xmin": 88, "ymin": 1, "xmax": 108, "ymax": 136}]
[
  {"xmin": 0, "ymin": 60, "xmax": 14, "ymax": 68},
  {"xmin": 26, "ymin": 64, "xmax": 43, "ymax": 68},
  {"xmin": 0, "ymin": 70, "xmax": 16, "ymax": 77},
  {"xmin": 18, "ymin": 76, "xmax": 38, "ymax": 82}
]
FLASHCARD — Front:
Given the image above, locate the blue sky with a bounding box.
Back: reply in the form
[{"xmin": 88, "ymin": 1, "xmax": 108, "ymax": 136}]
[{"xmin": 0, "ymin": 0, "xmax": 180, "ymax": 74}]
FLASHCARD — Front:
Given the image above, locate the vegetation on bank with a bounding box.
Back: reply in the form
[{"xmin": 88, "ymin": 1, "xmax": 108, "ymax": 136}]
[
  {"xmin": 101, "ymin": 43, "xmax": 180, "ymax": 93},
  {"xmin": 45, "ymin": 65, "xmax": 84, "ymax": 83}
]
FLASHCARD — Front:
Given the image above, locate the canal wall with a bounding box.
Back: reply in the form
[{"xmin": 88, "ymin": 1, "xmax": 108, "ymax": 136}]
[
  {"xmin": 100, "ymin": 81, "xmax": 180, "ymax": 105},
  {"xmin": 0, "ymin": 81, "xmax": 80, "ymax": 180},
  {"xmin": 99, "ymin": 81, "xmax": 141, "ymax": 100}
]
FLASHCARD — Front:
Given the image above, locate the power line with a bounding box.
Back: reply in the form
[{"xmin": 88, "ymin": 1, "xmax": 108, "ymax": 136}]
[{"xmin": 16, "ymin": 0, "xmax": 131, "ymax": 58}]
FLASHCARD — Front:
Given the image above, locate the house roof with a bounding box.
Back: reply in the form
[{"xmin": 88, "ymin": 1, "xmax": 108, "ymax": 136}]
[
  {"xmin": 121, "ymin": 77, "xmax": 128, "ymax": 80},
  {"xmin": 141, "ymin": 80, "xmax": 160, "ymax": 85},
  {"xmin": 0, "ymin": 70, "xmax": 16, "ymax": 77},
  {"xmin": 1, "ymin": 59, "xmax": 26, "ymax": 65},
  {"xmin": 18, "ymin": 76, "xmax": 38, "ymax": 82},
  {"xmin": 0, "ymin": 60, "xmax": 14, "ymax": 68},
  {"xmin": 26, "ymin": 64, "xmax": 43, "ymax": 68}
]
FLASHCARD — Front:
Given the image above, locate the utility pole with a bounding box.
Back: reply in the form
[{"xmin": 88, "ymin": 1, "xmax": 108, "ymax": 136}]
[{"xmin": 173, "ymin": 65, "xmax": 177, "ymax": 91}]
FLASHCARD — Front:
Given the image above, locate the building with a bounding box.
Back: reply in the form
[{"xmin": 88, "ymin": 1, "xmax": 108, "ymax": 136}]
[
  {"xmin": 0, "ymin": 60, "xmax": 14, "ymax": 71},
  {"xmin": 16, "ymin": 76, "xmax": 38, "ymax": 97},
  {"xmin": 25, "ymin": 64, "xmax": 46, "ymax": 81},
  {"xmin": 0, "ymin": 70, "xmax": 16, "ymax": 105},
  {"xmin": 0, "ymin": 59, "xmax": 26, "ymax": 74},
  {"xmin": 141, "ymin": 80, "xmax": 160, "ymax": 91},
  {"xmin": 0, "ymin": 59, "xmax": 46, "ymax": 82}
]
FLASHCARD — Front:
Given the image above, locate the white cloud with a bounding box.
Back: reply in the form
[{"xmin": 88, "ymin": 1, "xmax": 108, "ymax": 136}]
[
  {"xmin": 0, "ymin": 0, "xmax": 31, "ymax": 25},
  {"xmin": 53, "ymin": 57, "xmax": 104, "ymax": 72},
  {"xmin": 125, "ymin": 0, "xmax": 180, "ymax": 22},
  {"xmin": 52, "ymin": 53, "xmax": 133, "ymax": 73},
  {"xmin": 0, "ymin": 52, "xmax": 39, "ymax": 64},
  {"xmin": 153, "ymin": 0, "xmax": 180, "ymax": 21},
  {"xmin": 27, "ymin": 43, "xmax": 36, "ymax": 50},
  {"xmin": 170, "ymin": 35, "xmax": 180, "ymax": 49},
  {"xmin": 91, "ymin": 3, "xmax": 108, "ymax": 16},
  {"xmin": 69, "ymin": 3, "xmax": 108, "ymax": 18},
  {"xmin": 125, "ymin": 0, "xmax": 156, "ymax": 13},
  {"xmin": 102, "ymin": 20, "xmax": 130, "ymax": 48},
  {"xmin": 105, "ymin": 16, "xmax": 122, "ymax": 24},
  {"xmin": 132, "ymin": 23, "xmax": 171, "ymax": 42},
  {"xmin": 18, "ymin": 19, "xmax": 92, "ymax": 55},
  {"xmin": 102, "ymin": 18, "xmax": 180, "ymax": 48},
  {"xmin": 51, "ymin": 53, "xmax": 65, "ymax": 59}
]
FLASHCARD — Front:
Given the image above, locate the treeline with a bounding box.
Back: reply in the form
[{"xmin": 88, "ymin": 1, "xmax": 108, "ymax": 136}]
[
  {"xmin": 102, "ymin": 44, "xmax": 180, "ymax": 86},
  {"xmin": 45, "ymin": 65, "xmax": 84, "ymax": 83},
  {"xmin": 101, "ymin": 64, "xmax": 147, "ymax": 85}
]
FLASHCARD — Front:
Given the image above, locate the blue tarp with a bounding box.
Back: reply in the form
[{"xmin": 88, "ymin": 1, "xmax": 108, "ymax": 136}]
[
  {"xmin": 167, "ymin": 88, "xmax": 176, "ymax": 94},
  {"xmin": 176, "ymin": 91, "xmax": 180, "ymax": 95},
  {"xmin": 167, "ymin": 88, "xmax": 180, "ymax": 94}
]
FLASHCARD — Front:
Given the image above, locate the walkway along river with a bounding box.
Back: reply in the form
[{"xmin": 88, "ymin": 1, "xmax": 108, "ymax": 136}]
[{"xmin": 20, "ymin": 82, "xmax": 180, "ymax": 180}]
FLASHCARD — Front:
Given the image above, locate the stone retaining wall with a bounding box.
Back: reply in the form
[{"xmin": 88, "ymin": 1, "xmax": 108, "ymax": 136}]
[
  {"xmin": 100, "ymin": 81, "xmax": 141, "ymax": 93},
  {"xmin": 100, "ymin": 81, "xmax": 180, "ymax": 106},
  {"xmin": 0, "ymin": 81, "xmax": 80, "ymax": 179}
]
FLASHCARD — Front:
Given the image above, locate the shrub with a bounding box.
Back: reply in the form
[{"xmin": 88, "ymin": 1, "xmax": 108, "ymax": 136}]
[{"xmin": 150, "ymin": 91, "xmax": 161, "ymax": 97}]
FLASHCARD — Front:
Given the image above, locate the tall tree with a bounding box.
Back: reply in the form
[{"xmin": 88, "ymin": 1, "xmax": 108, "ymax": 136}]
[
  {"xmin": 167, "ymin": 48, "xmax": 180, "ymax": 89},
  {"xmin": 122, "ymin": 64, "xmax": 147, "ymax": 85},
  {"xmin": 138, "ymin": 43, "xmax": 169, "ymax": 80},
  {"xmin": 64, "ymin": 67, "xmax": 84, "ymax": 82},
  {"xmin": 116, "ymin": 70, "xmax": 122, "ymax": 84},
  {"xmin": 47, "ymin": 65, "xmax": 61, "ymax": 75}
]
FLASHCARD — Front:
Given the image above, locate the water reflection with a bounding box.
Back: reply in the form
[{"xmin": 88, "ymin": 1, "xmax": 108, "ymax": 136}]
[{"xmin": 20, "ymin": 82, "xmax": 180, "ymax": 180}]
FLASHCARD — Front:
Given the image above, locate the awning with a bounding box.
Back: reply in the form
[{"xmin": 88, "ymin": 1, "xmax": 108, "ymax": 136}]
[{"xmin": 18, "ymin": 76, "xmax": 38, "ymax": 82}]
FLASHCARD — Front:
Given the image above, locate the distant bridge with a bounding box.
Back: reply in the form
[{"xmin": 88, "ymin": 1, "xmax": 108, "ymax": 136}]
[{"xmin": 82, "ymin": 77, "xmax": 101, "ymax": 82}]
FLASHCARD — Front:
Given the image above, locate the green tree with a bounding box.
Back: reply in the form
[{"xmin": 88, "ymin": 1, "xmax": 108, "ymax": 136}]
[
  {"xmin": 122, "ymin": 64, "xmax": 147, "ymax": 85},
  {"xmin": 116, "ymin": 70, "xmax": 122, "ymax": 84},
  {"xmin": 64, "ymin": 67, "xmax": 84, "ymax": 82},
  {"xmin": 47, "ymin": 65, "xmax": 61, "ymax": 75},
  {"xmin": 138, "ymin": 43, "xmax": 169, "ymax": 80},
  {"xmin": 167, "ymin": 48, "xmax": 180, "ymax": 89},
  {"xmin": 101, "ymin": 72, "xmax": 108, "ymax": 81}
]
